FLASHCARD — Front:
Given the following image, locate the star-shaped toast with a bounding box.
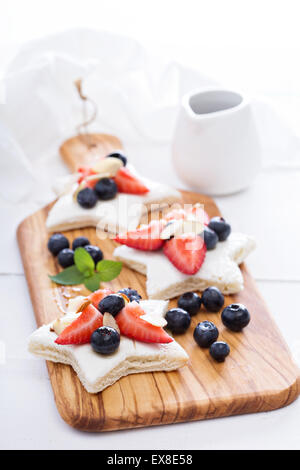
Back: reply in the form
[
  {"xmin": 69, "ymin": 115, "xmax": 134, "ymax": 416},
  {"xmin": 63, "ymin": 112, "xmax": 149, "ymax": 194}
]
[
  {"xmin": 46, "ymin": 159, "xmax": 181, "ymax": 233},
  {"xmin": 28, "ymin": 300, "xmax": 188, "ymax": 394},
  {"xmin": 114, "ymin": 233, "xmax": 256, "ymax": 299}
]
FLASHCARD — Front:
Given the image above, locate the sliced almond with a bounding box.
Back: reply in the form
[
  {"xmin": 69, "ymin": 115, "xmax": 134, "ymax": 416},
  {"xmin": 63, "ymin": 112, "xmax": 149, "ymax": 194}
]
[
  {"xmin": 140, "ymin": 313, "xmax": 167, "ymax": 328},
  {"xmin": 160, "ymin": 219, "xmax": 204, "ymax": 240},
  {"xmin": 52, "ymin": 314, "xmax": 78, "ymax": 336},
  {"xmin": 103, "ymin": 313, "xmax": 120, "ymax": 334},
  {"xmin": 72, "ymin": 182, "xmax": 86, "ymax": 201},
  {"xmin": 67, "ymin": 296, "xmax": 88, "ymax": 313},
  {"xmin": 76, "ymin": 299, "xmax": 91, "ymax": 313},
  {"xmin": 180, "ymin": 219, "xmax": 204, "ymax": 236},
  {"xmin": 160, "ymin": 220, "xmax": 182, "ymax": 240},
  {"xmin": 85, "ymin": 172, "xmax": 117, "ymax": 182},
  {"xmin": 92, "ymin": 157, "xmax": 123, "ymax": 176}
]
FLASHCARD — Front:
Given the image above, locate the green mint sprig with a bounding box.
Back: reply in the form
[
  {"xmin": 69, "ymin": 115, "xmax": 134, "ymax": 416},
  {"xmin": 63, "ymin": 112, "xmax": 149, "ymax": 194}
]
[{"xmin": 49, "ymin": 247, "xmax": 122, "ymax": 292}]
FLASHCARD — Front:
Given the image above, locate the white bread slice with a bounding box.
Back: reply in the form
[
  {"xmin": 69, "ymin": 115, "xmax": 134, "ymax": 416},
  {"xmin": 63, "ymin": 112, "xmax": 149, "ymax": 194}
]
[
  {"xmin": 46, "ymin": 169, "xmax": 181, "ymax": 233},
  {"xmin": 28, "ymin": 300, "xmax": 188, "ymax": 394},
  {"xmin": 114, "ymin": 232, "xmax": 256, "ymax": 299}
]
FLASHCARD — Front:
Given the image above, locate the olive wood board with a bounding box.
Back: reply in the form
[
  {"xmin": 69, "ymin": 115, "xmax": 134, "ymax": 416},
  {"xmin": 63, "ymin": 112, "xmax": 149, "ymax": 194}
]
[{"xmin": 17, "ymin": 133, "xmax": 300, "ymax": 432}]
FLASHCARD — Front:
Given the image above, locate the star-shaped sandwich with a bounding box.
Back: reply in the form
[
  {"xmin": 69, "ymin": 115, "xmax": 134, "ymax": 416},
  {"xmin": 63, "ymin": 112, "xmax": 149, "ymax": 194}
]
[
  {"xmin": 28, "ymin": 290, "xmax": 188, "ymax": 394},
  {"xmin": 113, "ymin": 206, "xmax": 256, "ymax": 299},
  {"xmin": 46, "ymin": 151, "xmax": 181, "ymax": 233}
]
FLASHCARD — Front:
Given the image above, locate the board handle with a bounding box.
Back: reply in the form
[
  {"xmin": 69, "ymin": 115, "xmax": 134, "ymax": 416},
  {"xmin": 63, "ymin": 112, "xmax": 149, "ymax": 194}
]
[{"xmin": 59, "ymin": 133, "xmax": 122, "ymax": 173}]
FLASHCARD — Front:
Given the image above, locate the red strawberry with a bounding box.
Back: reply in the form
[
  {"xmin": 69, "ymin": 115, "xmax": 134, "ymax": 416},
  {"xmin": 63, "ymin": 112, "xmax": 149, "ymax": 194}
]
[
  {"xmin": 89, "ymin": 288, "xmax": 114, "ymax": 309},
  {"xmin": 114, "ymin": 167, "xmax": 149, "ymax": 194},
  {"xmin": 186, "ymin": 205, "xmax": 210, "ymax": 225},
  {"xmin": 165, "ymin": 206, "xmax": 209, "ymax": 225},
  {"xmin": 164, "ymin": 208, "xmax": 186, "ymax": 222},
  {"xmin": 116, "ymin": 301, "xmax": 173, "ymax": 343},
  {"xmin": 55, "ymin": 304, "xmax": 103, "ymax": 345},
  {"xmin": 115, "ymin": 220, "xmax": 165, "ymax": 251},
  {"xmin": 77, "ymin": 167, "xmax": 98, "ymax": 188},
  {"xmin": 163, "ymin": 234, "xmax": 207, "ymax": 275}
]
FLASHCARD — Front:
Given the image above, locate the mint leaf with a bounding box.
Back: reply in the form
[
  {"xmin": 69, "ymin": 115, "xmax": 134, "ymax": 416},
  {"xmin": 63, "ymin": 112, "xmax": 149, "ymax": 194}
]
[
  {"xmin": 96, "ymin": 260, "xmax": 122, "ymax": 282},
  {"xmin": 49, "ymin": 265, "xmax": 85, "ymax": 286},
  {"xmin": 84, "ymin": 273, "xmax": 102, "ymax": 292},
  {"xmin": 74, "ymin": 247, "xmax": 94, "ymax": 276}
]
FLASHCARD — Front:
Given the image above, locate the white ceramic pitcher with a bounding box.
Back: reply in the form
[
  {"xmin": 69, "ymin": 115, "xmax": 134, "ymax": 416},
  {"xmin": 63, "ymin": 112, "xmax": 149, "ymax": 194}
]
[{"xmin": 172, "ymin": 88, "xmax": 261, "ymax": 195}]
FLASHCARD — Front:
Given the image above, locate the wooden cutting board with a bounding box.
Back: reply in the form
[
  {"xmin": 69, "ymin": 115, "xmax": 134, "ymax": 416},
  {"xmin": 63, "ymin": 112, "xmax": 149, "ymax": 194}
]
[{"xmin": 17, "ymin": 133, "xmax": 300, "ymax": 432}]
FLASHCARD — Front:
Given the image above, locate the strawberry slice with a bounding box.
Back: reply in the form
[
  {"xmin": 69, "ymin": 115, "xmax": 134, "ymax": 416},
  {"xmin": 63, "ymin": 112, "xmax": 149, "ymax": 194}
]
[
  {"xmin": 116, "ymin": 301, "xmax": 172, "ymax": 343},
  {"xmin": 55, "ymin": 304, "xmax": 103, "ymax": 345},
  {"xmin": 163, "ymin": 234, "xmax": 207, "ymax": 275},
  {"xmin": 77, "ymin": 167, "xmax": 98, "ymax": 188},
  {"xmin": 89, "ymin": 288, "xmax": 114, "ymax": 309},
  {"xmin": 164, "ymin": 208, "xmax": 186, "ymax": 222},
  {"xmin": 115, "ymin": 220, "xmax": 165, "ymax": 251},
  {"xmin": 186, "ymin": 205, "xmax": 210, "ymax": 225},
  {"xmin": 114, "ymin": 167, "xmax": 149, "ymax": 194},
  {"xmin": 165, "ymin": 206, "xmax": 209, "ymax": 225}
]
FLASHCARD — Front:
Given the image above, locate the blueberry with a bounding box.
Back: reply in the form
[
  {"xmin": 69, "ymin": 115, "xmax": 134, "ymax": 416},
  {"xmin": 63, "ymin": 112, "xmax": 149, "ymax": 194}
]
[
  {"xmin": 77, "ymin": 187, "xmax": 98, "ymax": 209},
  {"xmin": 94, "ymin": 178, "xmax": 118, "ymax": 200},
  {"xmin": 193, "ymin": 321, "xmax": 219, "ymax": 348},
  {"xmin": 221, "ymin": 303, "xmax": 250, "ymax": 332},
  {"xmin": 165, "ymin": 308, "xmax": 191, "ymax": 334},
  {"xmin": 208, "ymin": 217, "xmax": 231, "ymax": 241},
  {"xmin": 202, "ymin": 287, "xmax": 224, "ymax": 312},
  {"xmin": 178, "ymin": 292, "xmax": 201, "ymax": 316},
  {"xmin": 72, "ymin": 236, "xmax": 90, "ymax": 251},
  {"xmin": 98, "ymin": 294, "xmax": 125, "ymax": 317},
  {"xmin": 48, "ymin": 233, "xmax": 69, "ymax": 256},
  {"xmin": 58, "ymin": 248, "xmax": 74, "ymax": 268},
  {"xmin": 209, "ymin": 341, "xmax": 230, "ymax": 362},
  {"xmin": 84, "ymin": 245, "xmax": 103, "ymax": 264},
  {"xmin": 91, "ymin": 326, "xmax": 120, "ymax": 354},
  {"xmin": 118, "ymin": 288, "xmax": 142, "ymax": 303},
  {"xmin": 106, "ymin": 151, "xmax": 127, "ymax": 166},
  {"xmin": 203, "ymin": 226, "xmax": 218, "ymax": 250}
]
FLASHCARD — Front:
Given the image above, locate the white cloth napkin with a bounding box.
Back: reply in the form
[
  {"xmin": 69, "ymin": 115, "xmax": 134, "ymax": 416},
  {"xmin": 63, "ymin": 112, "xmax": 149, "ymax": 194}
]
[{"xmin": 0, "ymin": 29, "xmax": 299, "ymax": 276}]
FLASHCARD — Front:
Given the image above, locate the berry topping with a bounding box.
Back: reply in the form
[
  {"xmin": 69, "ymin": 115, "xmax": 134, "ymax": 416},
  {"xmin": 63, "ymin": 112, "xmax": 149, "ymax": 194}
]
[
  {"xmin": 98, "ymin": 294, "xmax": 125, "ymax": 317},
  {"xmin": 116, "ymin": 301, "xmax": 173, "ymax": 343},
  {"xmin": 77, "ymin": 167, "xmax": 98, "ymax": 187},
  {"xmin": 203, "ymin": 226, "xmax": 218, "ymax": 250},
  {"xmin": 88, "ymin": 288, "xmax": 114, "ymax": 309},
  {"xmin": 91, "ymin": 326, "xmax": 120, "ymax": 355},
  {"xmin": 209, "ymin": 341, "xmax": 230, "ymax": 362},
  {"xmin": 178, "ymin": 292, "xmax": 201, "ymax": 316},
  {"xmin": 106, "ymin": 151, "xmax": 127, "ymax": 166},
  {"xmin": 72, "ymin": 236, "xmax": 90, "ymax": 251},
  {"xmin": 164, "ymin": 205, "xmax": 210, "ymax": 225},
  {"xmin": 208, "ymin": 216, "xmax": 231, "ymax": 241},
  {"xmin": 165, "ymin": 308, "xmax": 191, "ymax": 334},
  {"xmin": 163, "ymin": 234, "xmax": 207, "ymax": 275},
  {"xmin": 201, "ymin": 287, "xmax": 224, "ymax": 312},
  {"xmin": 84, "ymin": 245, "xmax": 103, "ymax": 264},
  {"xmin": 118, "ymin": 288, "xmax": 142, "ymax": 303},
  {"xmin": 58, "ymin": 248, "xmax": 74, "ymax": 268},
  {"xmin": 114, "ymin": 167, "xmax": 149, "ymax": 194},
  {"xmin": 55, "ymin": 303, "xmax": 103, "ymax": 345},
  {"xmin": 164, "ymin": 208, "xmax": 187, "ymax": 222},
  {"xmin": 77, "ymin": 187, "xmax": 98, "ymax": 208},
  {"xmin": 193, "ymin": 321, "xmax": 219, "ymax": 348},
  {"xmin": 94, "ymin": 178, "xmax": 118, "ymax": 200},
  {"xmin": 186, "ymin": 205, "xmax": 210, "ymax": 225},
  {"xmin": 221, "ymin": 303, "xmax": 250, "ymax": 332},
  {"xmin": 115, "ymin": 220, "xmax": 165, "ymax": 251},
  {"xmin": 48, "ymin": 233, "xmax": 69, "ymax": 256}
]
